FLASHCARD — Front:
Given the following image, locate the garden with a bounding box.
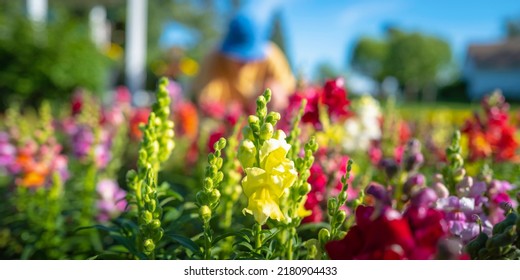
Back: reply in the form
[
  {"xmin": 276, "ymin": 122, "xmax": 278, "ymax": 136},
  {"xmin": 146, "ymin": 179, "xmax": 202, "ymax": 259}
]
[
  {"xmin": 1, "ymin": 77, "xmax": 519, "ymax": 260},
  {"xmin": 1, "ymin": 0, "xmax": 520, "ymax": 261}
]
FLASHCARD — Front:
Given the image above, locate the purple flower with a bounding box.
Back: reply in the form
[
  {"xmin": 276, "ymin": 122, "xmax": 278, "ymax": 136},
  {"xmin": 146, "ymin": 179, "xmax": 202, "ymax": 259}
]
[
  {"xmin": 487, "ymin": 180, "xmax": 517, "ymax": 225},
  {"xmin": 96, "ymin": 179, "xmax": 128, "ymax": 222},
  {"xmin": 0, "ymin": 132, "xmax": 16, "ymax": 169},
  {"xmin": 72, "ymin": 126, "xmax": 94, "ymax": 159},
  {"xmin": 437, "ymin": 195, "xmax": 492, "ymax": 242}
]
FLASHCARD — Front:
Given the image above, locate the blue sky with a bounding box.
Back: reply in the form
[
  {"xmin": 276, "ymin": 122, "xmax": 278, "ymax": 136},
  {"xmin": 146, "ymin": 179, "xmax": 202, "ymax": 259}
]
[{"xmin": 269, "ymin": 0, "xmax": 520, "ymax": 78}]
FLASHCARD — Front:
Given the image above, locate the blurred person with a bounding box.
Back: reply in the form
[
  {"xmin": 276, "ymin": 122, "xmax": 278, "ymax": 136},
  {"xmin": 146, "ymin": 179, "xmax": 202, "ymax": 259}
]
[{"xmin": 192, "ymin": 1, "xmax": 295, "ymax": 113}]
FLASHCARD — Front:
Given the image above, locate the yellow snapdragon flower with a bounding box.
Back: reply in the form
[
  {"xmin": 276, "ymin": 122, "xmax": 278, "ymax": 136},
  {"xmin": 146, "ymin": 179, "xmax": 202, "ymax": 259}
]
[{"xmin": 239, "ymin": 131, "xmax": 297, "ymax": 224}]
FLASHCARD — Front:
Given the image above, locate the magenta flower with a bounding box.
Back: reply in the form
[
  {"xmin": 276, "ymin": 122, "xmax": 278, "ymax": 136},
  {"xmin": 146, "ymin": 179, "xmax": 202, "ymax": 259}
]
[
  {"xmin": 0, "ymin": 132, "xmax": 16, "ymax": 170},
  {"xmin": 487, "ymin": 180, "xmax": 517, "ymax": 225},
  {"xmin": 96, "ymin": 179, "xmax": 128, "ymax": 222}
]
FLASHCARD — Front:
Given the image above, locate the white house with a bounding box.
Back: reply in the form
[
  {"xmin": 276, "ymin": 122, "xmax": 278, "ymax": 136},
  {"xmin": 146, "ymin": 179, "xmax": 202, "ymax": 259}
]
[{"xmin": 463, "ymin": 39, "xmax": 520, "ymax": 101}]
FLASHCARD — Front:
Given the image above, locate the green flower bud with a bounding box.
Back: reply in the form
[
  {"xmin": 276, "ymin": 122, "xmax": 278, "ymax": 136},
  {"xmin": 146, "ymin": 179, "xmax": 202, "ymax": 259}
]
[
  {"xmin": 248, "ymin": 115, "xmax": 260, "ymax": 126},
  {"xmin": 196, "ymin": 191, "xmax": 209, "ymax": 205},
  {"xmin": 300, "ymin": 182, "xmax": 312, "ymax": 196},
  {"xmin": 451, "ymin": 153, "xmax": 464, "ymax": 166},
  {"xmin": 238, "ymin": 140, "xmax": 257, "ymax": 168},
  {"xmin": 153, "ymin": 228, "xmax": 164, "ymax": 241},
  {"xmin": 454, "ymin": 168, "xmax": 466, "ymax": 182},
  {"xmin": 328, "ymin": 198, "xmax": 338, "ymax": 216},
  {"xmin": 256, "ymin": 96, "xmax": 266, "ymax": 108},
  {"xmin": 217, "ymin": 138, "xmax": 227, "ymax": 150},
  {"xmin": 260, "ymin": 123, "xmax": 274, "ymax": 140},
  {"xmin": 141, "ymin": 211, "xmax": 153, "ymax": 224},
  {"xmin": 257, "ymin": 107, "xmax": 267, "ymax": 119},
  {"xmin": 214, "ymin": 157, "xmax": 223, "ymax": 169},
  {"xmin": 339, "ymin": 191, "xmax": 348, "ymax": 204},
  {"xmin": 319, "ymin": 228, "xmax": 331, "ymax": 244},
  {"xmin": 243, "ymin": 126, "xmax": 254, "ymax": 141},
  {"xmin": 154, "ymin": 117, "xmax": 162, "ymax": 127},
  {"xmin": 144, "ymin": 239, "xmax": 155, "ymax": 252},
  {"xmin": 214, "ymin": 171, "xmax": 224, "ymax": 184},
  {"xmin": 126, "ymin": 170, "xmax": 137, "ymax": 183},
  {"xmin": 147, "ymin": 200, "xmax": 157, "ymax": 212},
  {"xmin": 265, "ymin": 112, "xmax": 281, "ymax": 125},
  {"xmin": 150, "ymin": 219, "xmax": 161, "ymax": 229},
  {"xmin": 200, "ymin": 205, "xmax": 212, "ymax": 224},
  {"xmin": 210, "ymin": 189, "xmax": 221, "ymax": 204},
  {"xmin": 337, "ymin": 210, "xmax": 347, "ymax": 224},
  {"xmin": 263, "ymin": 88, "xmax": 272, "ymax": 102},
  {"xmin": 204, "ymin": 177, "xmax": 214, "ymax": 190}
]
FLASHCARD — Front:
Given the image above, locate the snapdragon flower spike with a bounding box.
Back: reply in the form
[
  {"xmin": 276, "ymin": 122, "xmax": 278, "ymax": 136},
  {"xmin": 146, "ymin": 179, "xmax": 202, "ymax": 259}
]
[
  {"xmin": 281, "ymin": 135, "xmax": 318, "ymax": 234},
  {"xmin": 443, "ymin": 131, "xmax": 466, "ymax": 193},
  {"xmin": 237, "ymin": 89, "xmax": 298, "ymax": 225},
  {"xmin": 126, "ymin": 77, "xmax": 175, "ymax": 258},
  {"xmin": 197, "ymin": 138, "xmax": 226, "ymax": 259},
  {"xmin": 320, "ymin": 159, "xmax": 354, "ymax": 245}
]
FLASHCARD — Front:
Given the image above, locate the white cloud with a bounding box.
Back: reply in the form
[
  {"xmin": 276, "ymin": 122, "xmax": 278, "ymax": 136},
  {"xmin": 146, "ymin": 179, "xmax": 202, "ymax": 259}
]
[{"xmin": 338, "ymin": 1, "xmax": 405, "ymax": 29}]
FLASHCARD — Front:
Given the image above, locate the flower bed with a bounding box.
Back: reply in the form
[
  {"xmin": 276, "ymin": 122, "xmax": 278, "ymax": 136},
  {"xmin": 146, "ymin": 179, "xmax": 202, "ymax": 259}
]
[{"xmin": 0, "ymin": 78, "xmax": 518, "ymax": 260}]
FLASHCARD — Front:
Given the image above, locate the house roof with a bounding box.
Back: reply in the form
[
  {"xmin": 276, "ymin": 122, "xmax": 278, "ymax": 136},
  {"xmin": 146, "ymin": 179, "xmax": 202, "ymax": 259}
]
[{"xmin": 467, "ymin": 39, "xmax": 520, "ymax": 69}]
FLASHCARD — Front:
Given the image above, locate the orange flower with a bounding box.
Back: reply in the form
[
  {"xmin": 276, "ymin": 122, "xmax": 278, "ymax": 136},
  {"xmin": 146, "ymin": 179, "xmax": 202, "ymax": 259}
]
[{"xmin": 175, "ymin": 101, "xmax": 199, "ymax": 140}]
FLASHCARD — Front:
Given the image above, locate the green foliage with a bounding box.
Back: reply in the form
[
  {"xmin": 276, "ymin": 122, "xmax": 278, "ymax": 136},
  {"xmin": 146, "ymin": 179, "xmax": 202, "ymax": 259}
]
[
  {"xmin": 466, "ymin": 211, "xmax": 520, "ymax": 260},
  {"xmin": 0, "ymin": 9, "xmax": 109, "ymax": 110},
  {"xmin": 350, "ymin": 28, "xmax": 452, "ymax": 100},
  {"xmin": 351, "ymin": 36, "xmax": 388, "ymax": 79}
]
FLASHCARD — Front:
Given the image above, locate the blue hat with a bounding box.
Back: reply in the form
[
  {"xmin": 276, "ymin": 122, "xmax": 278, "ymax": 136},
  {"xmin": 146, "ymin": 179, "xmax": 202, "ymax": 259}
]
[{"xmin": 220, "ymin": 4, "xmax": 273, "ymax": 61}]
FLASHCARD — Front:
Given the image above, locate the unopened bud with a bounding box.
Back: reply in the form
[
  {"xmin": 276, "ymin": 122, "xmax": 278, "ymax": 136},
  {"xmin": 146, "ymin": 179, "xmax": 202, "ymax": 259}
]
[
  {"xmin": 150, "ymin": 219, "xmax": 161, "ymax": 229},
  {"xmin": 263, "ymin": 89, "xmax": 272, "ymax": 102},
  {"xmin": 432, "ymin": 182, "xmax": 449, "ymax": 199},
  {"xmin": 200, "ymin": 205, "xmax": 212, "ymax": 223},
  {"xmin": 328, "ymin": 198, "xmax": 338, "ymax": 215},
  {"xmin": 260, "ymin": 123, "xmax": 274, "ymax": 140},
  {"xmin": 210, "ymin": 189, "xmax": 221, "ymax": 204},
  {"xmin": 337, "ymin": 210, "xmax": 347, "ymax": 224},
  {"xmin": 144, "ymin": 239, "xmax": 155, "ymax": 252},
  {"xmin": 319, "ymin": 228, "xmax": 331, "ymax": 244}
]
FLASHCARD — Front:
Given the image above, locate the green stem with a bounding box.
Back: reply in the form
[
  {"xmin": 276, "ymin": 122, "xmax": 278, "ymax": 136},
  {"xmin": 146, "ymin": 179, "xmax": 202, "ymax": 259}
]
[
  {"xmin": 287, "ymin": 228, "xmax": 296, "ymax": 260},
  {"xmin": 203, "ymin": 222, "xmax": 212, "ymax": 260},
  {"xmin": 223, "ymin": 200, "xmax": 233, "ymax": 229},
  {"xmin": 254, "ymin": 223, "xmax": 262, "ymax": 252}
]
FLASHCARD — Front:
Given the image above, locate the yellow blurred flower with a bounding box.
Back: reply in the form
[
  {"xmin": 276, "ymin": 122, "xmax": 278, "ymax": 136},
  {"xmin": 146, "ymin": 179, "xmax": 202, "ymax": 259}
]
[
  {"xmin": 105, "ymin": 43, "xmax": 123, "ymax": 61},
  {"xmin": 179, "ymin": 57, "xmax": 199, "ymax": 76},
  {"xmin": 240, "ymin": 131, "xmax": 297, "ymax": 224}
]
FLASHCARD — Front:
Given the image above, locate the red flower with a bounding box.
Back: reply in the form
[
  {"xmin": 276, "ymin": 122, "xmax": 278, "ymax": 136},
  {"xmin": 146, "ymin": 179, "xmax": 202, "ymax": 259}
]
[
  {"xmin": 326, "ymin": 188, "xmax": 449, "ymax": 260},
  {"xmin": 286, "ymin": 78, "xmax": 351, "ymax": 130},
  {"xmin": 322, "ymin": 78, "xmax": 350, "ymax": 118},
  {"xmin": 129, "ymin": 108, "xmax": 151, "ymax": 140},
  {"xmin": 326, "ymin": 205, "xmax": 414, "ymax": 260},
  {"xmin": 207, "ymin": 127, "xmax": 225, "ymax": 153},
  {"xmin": 462, "ymin": 92, "xmax": 519, "ymax": 162}
]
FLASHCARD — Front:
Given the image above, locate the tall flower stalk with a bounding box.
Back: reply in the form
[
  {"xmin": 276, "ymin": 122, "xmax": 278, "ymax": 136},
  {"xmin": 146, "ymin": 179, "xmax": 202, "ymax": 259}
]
[
  {"xmin": 126, "ymin": 78, "xmax": 175, "ymax": 259},
  {"xmin": 196, "ymin": 137, "xmax": 226, "ymax": 260},
  {"xmin": 237, "ymin": 89, "xmax": 298, "ymax": 256}
]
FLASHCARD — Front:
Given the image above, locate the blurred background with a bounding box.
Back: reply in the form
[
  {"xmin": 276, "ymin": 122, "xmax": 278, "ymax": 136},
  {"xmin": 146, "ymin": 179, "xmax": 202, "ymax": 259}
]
[{"xmin": 1, "ymin": 0, "xmax": 520, "ymax": 108}]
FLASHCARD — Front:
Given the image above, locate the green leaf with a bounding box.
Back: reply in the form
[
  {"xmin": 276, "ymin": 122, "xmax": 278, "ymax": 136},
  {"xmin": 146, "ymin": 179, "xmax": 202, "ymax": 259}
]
[
  {"xmin": 74, "ymin": 224, "xmax": 117, "ymax": 234},
  {"xmin": 166, "ymin": 233, "xmax": 201, "ymax": 255},
  {"xmin": 212, "ymin": 231, "xmax": 241, "ymax": 245},
  {"xmin": 235, "ymin": 241, "xmax": 254, "ymax": 252}
]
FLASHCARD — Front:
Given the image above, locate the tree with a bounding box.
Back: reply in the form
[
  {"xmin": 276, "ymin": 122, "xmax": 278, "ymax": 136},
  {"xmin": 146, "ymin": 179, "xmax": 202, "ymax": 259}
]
[
  {"xmin": 315, "ymin": 61, "xmax": 341, "ymax": 83},
  {"xmin": 506, "ymin": 19, "xmax": 520, "ymax": 39},
  {"xmin": 351, "ymin": 36, "xmax": 387, "ymax": 81},
  {"xmin": 270, "ymin": 10, "xmax": 291, "ymax": 67},
  {"xmin": 350, "ymin": 28, "xmax": 452, "ymax": 101}
]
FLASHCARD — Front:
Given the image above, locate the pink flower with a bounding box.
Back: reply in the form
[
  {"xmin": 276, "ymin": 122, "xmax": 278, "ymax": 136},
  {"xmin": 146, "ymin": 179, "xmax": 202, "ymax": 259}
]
[{"xmin": 96, "ymin": 179, "xmax": 128, "ymax": 222}]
